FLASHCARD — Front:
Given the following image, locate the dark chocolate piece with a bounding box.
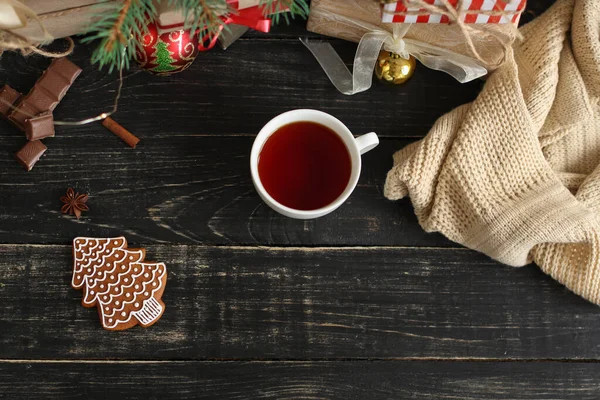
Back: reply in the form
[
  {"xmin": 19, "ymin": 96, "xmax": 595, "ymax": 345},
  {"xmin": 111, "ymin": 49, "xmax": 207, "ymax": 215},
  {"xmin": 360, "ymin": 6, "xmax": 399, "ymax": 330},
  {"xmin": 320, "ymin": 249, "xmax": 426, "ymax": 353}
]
[
  {"xmin": 8, "ymin": 57, "xmax": 82, "ymax": 130},
  {"xmin": 37, "ymin": 70, "xmax": 69, "ymax": 101},
  {"xmin": 50, "ymin": 58, "xmax": 82, "ymax": 84},
  {"xmin": 0, "ymin": 85, "xmax": 21, "ymax": 117},
  {"xmin": 24, "ymin": 112, "xmax": 54, "ymax": 141},
  {"xmin": 8, "ymin": 101, "xmax": 37, "ymax": 130},
  {"xmin": 15, "ymin": 140, "xmax": 47, "ymax": 171},
  {"xmin": 26, "ymin": 85, "xmax": 60, "ymax": 111},
  {"xmin": 34, "ymin": 58, "xmax": 81, "ymax": 105}
]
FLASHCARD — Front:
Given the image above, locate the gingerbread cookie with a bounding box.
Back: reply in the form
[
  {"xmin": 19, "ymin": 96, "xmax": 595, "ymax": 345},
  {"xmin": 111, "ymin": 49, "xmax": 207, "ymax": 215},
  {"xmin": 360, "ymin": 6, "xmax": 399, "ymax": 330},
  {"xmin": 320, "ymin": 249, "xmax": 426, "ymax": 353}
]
[{"xmin": 72, "ymin": 237, "xmax": 167, "ymax": 331}]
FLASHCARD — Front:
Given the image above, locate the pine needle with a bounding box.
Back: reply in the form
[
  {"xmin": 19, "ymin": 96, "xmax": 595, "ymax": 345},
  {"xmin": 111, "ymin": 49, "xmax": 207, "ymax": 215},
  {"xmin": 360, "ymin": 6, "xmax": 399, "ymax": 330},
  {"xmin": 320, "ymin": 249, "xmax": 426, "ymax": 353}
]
[
  {"xmin": 174, "ymin": 0, "xmax": 231, "ymax": 39},
  {"xmin": 83, "ymin": 0, "xmax": 157, "ymax": 72},
  {"xmin": 105, "ymin": 0, "xmax": 133, "ymax": 51},
  {"xmin": 260, "ymin": 0, "xmax": 310, "ymax": 24},
  {"xmin": 83, "ymin": 0, "xmax": 310, "ymax": 72}
]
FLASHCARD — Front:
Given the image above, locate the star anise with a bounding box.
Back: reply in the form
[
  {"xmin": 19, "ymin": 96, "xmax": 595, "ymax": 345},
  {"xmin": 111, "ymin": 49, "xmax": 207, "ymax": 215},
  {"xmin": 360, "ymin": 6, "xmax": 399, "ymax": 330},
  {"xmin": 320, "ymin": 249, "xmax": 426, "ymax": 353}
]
[{"xmin": 61, "ymin": 188, "xmax": 89, "ymax": 219}]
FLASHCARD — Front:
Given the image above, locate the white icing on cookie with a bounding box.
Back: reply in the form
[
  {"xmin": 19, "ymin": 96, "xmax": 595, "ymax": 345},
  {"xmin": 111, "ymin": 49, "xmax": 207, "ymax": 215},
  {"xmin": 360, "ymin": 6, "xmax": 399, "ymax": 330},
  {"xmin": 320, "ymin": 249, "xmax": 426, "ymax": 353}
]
[
  {"xmin": 72, "ymin": 237, "xmax": 167, "ymax": 330},
  {"xmin": 101, "ymin": 263, "xmax": 167, "ymax": 329}
]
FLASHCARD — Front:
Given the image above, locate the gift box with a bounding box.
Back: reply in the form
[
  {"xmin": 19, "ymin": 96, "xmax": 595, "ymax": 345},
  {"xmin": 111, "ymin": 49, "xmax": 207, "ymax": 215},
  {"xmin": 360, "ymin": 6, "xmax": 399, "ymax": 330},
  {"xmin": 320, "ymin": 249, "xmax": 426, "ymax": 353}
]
[
  {"xmin": 219, "ymin": 0, "xmax": 290, "ymax": 49},
  {"xmin": 304, "ymin": 0, "xmax": 520, "ymax": 94},
  {"xmin": 307, "ymin": 0, "xmax": 390, "ymax": 45},
  {"xmin": 156, "ymin": 0, "xmax": 274, "ymax": 50},
  {"xmin": 10, "ymin": 1, "xmax": 116, "ymax": 42},
  {"xmin": 157, "ymin": 0, "xmax": 261, "ymax": 30},
  {"xmin": 7, "ymin": 0, "xmax": 264, "ymax": 44},
  {"xmin": 307, "ymin": 0, "xmax": 517, "ymax": 72},
  {"xmin": 381, "ymin": 0, "xmax": 526, "ymax": 24}
]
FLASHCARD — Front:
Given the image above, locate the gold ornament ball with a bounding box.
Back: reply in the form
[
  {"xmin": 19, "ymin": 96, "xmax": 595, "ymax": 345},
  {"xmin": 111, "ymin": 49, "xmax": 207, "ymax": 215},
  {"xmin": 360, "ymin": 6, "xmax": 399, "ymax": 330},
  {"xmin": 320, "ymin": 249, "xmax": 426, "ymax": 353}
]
[{"xmin": 375, "ymin": 51, "xmax": 416, "ymax": 85}]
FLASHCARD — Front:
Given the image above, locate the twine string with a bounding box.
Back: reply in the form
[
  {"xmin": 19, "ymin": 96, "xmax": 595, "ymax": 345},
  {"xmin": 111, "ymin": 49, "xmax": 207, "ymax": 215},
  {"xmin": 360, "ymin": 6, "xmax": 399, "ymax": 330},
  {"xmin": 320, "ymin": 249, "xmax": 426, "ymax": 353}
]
[{"xmin": 0, "ymin": 31, "xmax": 74, "ymax": 57}]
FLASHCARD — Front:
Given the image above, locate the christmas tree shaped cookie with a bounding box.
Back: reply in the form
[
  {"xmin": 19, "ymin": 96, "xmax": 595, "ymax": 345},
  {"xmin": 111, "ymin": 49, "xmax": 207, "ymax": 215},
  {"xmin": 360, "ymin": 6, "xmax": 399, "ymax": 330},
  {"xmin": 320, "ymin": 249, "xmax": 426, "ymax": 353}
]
[{"xmin": 72, "ymin": 237, "xmax": 167, "ymax": 331}]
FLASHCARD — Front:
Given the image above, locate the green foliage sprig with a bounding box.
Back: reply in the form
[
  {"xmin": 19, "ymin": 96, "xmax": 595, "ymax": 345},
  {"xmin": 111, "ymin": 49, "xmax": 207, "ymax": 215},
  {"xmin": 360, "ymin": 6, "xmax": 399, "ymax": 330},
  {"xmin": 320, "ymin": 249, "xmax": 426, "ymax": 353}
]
[
  {"xmin": 82, "ymin": 0, "xmax": 156, "ymax": 72},
  {"xmin": 263, "ymin": 0, "xmax": 309, "ymax": 24},
  {"xmin": 84, "ymin": 0, "xmax": 309, "ymax": 73}
]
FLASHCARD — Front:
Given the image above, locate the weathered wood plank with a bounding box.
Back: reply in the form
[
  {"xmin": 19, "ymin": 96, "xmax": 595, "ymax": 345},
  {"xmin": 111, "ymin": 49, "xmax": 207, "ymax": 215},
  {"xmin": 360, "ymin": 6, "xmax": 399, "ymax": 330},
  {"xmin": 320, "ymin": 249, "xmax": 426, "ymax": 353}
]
[
  {"xmin": 0, "ymin": 134, "xmax": 451, "ymax": 246},
  {"xmin": 1, "ymin": 360, "xmax": 599, "ymax": 399},
  {"xmin": 1, "ymin": 245, "xmax": 598, "ymax": 360},
  {"xmin": 0, "ymin": 35, "xmax": 480, "ymax": 247},
  {"xmin": 0, "ymin": 39, "xmax": 482, "ymax": 140}
]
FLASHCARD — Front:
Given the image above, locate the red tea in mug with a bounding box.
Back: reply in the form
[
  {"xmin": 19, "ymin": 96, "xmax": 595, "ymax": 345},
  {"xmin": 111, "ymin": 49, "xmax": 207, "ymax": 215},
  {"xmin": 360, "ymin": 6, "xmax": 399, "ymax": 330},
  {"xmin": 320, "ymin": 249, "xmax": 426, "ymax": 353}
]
[{"xmin": 258, "ymin": 121, "xmax": 352, "ymax": 211}]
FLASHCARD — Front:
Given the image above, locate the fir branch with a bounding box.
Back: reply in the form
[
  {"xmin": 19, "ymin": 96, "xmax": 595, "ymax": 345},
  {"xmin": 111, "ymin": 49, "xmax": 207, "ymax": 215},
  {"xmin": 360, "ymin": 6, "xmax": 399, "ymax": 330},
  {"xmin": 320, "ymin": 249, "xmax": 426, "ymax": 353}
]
[
  {"xmin": 259, "ymin": 0, "xmax": 310, "ymax": 24},
  {"xmin": 83, "ymin": 0, "xmax": 310, "ymax": 73},
  {"xmin": 83, "ymin": 0, "xmax": 157, "ymax": 72},
  {"xmin": 106, "ymin": 0, "xmax": 133, "ymax": 51},
  {"xmin": 173, "ymin": 0, "xmax": 231, "ymax": 39}
]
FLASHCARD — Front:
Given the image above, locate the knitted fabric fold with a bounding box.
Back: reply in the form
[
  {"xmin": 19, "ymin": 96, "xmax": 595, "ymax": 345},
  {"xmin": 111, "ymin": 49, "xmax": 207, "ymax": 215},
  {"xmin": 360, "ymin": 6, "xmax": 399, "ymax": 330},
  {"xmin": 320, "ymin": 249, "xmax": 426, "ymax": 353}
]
[{"xmin": 384, "ymin": 0, "xmax": 600, "ymax": 304}]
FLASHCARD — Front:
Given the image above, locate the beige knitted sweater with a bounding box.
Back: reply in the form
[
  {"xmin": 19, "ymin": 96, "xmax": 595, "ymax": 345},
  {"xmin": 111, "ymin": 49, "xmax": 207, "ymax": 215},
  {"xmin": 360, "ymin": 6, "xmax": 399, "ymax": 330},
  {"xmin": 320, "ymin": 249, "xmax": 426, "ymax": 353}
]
[{"xmin": 384, "ymin": 0, "xmax": 600, "ymax": 304}]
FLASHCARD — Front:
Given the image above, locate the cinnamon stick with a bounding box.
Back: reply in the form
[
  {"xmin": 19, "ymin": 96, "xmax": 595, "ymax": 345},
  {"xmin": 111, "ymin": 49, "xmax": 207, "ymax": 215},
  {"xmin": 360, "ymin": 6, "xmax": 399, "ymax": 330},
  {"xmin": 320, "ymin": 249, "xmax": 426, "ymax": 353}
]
[{"xmin": 101, "ymin": 116, "xmax": 140, "ymax": 148}]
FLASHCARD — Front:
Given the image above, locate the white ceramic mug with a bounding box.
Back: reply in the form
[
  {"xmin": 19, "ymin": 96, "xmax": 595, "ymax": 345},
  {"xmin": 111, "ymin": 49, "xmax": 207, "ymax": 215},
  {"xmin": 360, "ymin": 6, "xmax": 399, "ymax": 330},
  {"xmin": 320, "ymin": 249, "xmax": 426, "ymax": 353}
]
[{"xmin": 250, "ymin": 109, "xmax": 379, "ymax": 219}]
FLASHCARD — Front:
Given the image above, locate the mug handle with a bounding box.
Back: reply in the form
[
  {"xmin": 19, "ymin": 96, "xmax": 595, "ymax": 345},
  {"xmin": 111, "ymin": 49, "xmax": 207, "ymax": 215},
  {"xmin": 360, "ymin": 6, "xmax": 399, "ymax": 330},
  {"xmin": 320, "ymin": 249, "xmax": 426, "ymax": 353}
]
[{"xmin": 355, "ymin": 132, "xmax": 379, "ymax": 155}]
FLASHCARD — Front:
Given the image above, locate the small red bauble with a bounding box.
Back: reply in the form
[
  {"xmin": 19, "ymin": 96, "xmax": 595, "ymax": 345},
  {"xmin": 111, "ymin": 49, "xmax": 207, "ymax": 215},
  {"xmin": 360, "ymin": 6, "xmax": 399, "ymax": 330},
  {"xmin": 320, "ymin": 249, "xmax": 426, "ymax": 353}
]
[{"xmin": 135, "ymin": 20, "xmax": 199, "ymax": 75}]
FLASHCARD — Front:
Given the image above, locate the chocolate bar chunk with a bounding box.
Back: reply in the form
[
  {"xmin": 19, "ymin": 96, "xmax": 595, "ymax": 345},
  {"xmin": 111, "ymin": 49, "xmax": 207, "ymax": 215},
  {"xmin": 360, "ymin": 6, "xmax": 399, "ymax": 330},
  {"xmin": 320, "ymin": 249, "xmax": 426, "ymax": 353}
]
[
  {"xmin": 50, "ymin": 58, "xmax": 82, "ymax": 84},
  {"xmin": 27, "ymin": 85, "xmax": 60, "ymax": 111},
  {"xmin": 0, "ymin": 85, "xmax": 21, "ymax": 117},
  {"xmin": 15, "ymin": 140, "xmax": 47, "ymax": 171},
  {"xmin": 24, "ymin": 112, "xmax": 54, "ymax": 141},
  {"xmin": 37, "ymin": 69, "xmax": 70, "ymax": 101},
  {"xmin": 9, "ymin": 101, "xmax": 39, "ymax": 129},
  {"xmin": 9, "ymin": 57, "xmax": 82, "ymax": 130}
]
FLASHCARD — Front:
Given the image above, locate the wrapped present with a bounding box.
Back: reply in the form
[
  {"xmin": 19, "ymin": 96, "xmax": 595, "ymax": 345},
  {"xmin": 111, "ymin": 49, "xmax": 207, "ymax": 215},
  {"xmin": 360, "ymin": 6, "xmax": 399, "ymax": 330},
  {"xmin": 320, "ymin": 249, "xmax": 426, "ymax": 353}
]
[
  {"xmin": 156, "ymin": 0, "xmax": 273, "ymax": 51},
  {"xmin": 11, "ymin": 1, "xmax": 117, "ymax": 42},
  {"xmin": 304, "ymin": 0, "xmax": 521, "ymax": 94},
  {"xmin": 218, "ymin": 0, "xmax": 291, "ymax": 49},
  {"xmin": 7, "ymin": 0, "xmax": 268, "ymax": 45},
  {"xmin": 157, "ymin": 0, "xmax": 262, "ymax": 30},
  {"xmin": 382, "ymin": 0, "xmax": 526, "ymax": 24}
]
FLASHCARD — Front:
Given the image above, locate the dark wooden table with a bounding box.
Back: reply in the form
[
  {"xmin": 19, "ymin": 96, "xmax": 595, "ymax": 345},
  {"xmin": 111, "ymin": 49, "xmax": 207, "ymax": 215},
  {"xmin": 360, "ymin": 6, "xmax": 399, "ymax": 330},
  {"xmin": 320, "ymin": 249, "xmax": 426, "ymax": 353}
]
[{"xmin": 3, "ymin": 1, "xmax": 600, "ymax": 398}]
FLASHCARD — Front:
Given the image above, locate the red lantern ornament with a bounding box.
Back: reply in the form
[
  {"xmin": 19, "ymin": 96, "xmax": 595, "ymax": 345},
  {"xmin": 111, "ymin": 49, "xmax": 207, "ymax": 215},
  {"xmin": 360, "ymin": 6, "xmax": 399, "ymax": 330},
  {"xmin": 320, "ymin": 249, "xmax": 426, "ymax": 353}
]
[{"xmin": 135, "ymin": 20, "xmax": 199, "ymax": 75}]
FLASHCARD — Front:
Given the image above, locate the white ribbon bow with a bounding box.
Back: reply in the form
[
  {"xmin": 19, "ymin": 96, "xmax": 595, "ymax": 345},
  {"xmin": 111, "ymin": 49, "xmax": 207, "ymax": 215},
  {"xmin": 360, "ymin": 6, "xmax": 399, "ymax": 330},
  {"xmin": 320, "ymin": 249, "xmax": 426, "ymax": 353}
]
[{"xmin": 302, "ymin": 11, "xmax": 488, "ymax": 95}]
